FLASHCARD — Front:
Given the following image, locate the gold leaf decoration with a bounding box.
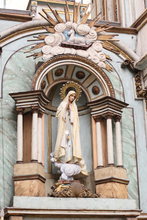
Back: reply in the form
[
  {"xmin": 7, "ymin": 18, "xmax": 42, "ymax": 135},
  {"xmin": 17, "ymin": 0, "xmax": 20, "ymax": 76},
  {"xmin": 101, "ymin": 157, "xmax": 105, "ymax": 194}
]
[{"xmin": 60, "ymin": 81, "xmax": 82, "ymax": 100}]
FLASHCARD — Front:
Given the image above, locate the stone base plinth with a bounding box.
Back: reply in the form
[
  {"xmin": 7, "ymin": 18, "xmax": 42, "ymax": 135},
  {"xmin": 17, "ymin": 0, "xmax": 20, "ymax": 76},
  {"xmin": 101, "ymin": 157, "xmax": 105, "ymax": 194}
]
[
  {"xmin": 13, "ymin": 163, "xmax": 46, "ymax": 197},
  {"xmin": 94, "ymin": 166, "xmax": 129, "ymax": 199}
]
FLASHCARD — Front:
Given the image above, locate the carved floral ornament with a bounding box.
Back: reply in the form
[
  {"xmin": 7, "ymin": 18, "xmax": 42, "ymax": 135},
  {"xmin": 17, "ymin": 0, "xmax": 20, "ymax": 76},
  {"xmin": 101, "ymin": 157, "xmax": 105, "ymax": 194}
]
[{"xmin": 26, "ymin": 1, "xmax": 118, "ymax": 72}]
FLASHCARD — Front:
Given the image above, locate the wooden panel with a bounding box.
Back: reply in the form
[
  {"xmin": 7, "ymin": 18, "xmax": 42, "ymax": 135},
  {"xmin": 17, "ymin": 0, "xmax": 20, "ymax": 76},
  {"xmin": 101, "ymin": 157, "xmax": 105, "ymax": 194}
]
[{"xmin": 23, "ymin": 112, "xmax": 32, "ymax": 163}]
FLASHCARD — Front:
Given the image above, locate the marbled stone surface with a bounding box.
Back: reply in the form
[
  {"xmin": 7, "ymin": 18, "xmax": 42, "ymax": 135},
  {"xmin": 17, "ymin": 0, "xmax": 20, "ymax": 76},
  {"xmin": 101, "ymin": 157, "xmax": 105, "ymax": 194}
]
[
  {"xmin": 122, "ymin": 108, "xmax": 139, "ymax": 204},
  {"xmin": 13, "ymin": 196, "xmax": 137, "ymax": 210},
  {"xmin": 0, "ymin": 47, "xmax": 36, "ymax": 208},
  {"xmin": 96, "ymin": 183, "xmax": 128, "ymax": 199},
  {"xmin": 0, "ymin": 32, "xmax": 145, "ymax": 212},
  {"xmin": 103, "ymin": 51, "xmax": 124, "ymax": 102},
  {"xmin": 14, "ymin": 180, "xmax": 45, "ymax": 197}
]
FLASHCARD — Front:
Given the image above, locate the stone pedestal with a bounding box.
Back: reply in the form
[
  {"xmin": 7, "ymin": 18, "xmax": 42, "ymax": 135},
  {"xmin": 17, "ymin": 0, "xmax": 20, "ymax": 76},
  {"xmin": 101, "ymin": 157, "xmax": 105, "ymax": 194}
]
[
  {"xmin": 13, "ymin": 163, "xmax": 46, "ymax": 197},
  {"xmin": 94, "ymin": 167, "xmax": 129, "ymax": 199}
]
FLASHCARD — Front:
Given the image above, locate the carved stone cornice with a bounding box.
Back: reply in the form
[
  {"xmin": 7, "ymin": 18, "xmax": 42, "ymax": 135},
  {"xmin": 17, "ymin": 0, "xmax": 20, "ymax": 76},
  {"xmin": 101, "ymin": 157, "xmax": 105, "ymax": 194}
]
[
  {"xmin": 0, "ymin": 9, "xmax": 32, "ymax": 22},
  {"xmin": 131, "ymin": 9, "xmax": 147, "ymax": 31},
  {"xmin": 13, "ymin": 174, "xmax": 46, "ymax": 183},
  {"xmin": 10, "ymin": 90, "xmax": 50, "ymax": 113},
  {"xmin": 88, "ymin": 96, "xmax": 128, "ymax": 118}
]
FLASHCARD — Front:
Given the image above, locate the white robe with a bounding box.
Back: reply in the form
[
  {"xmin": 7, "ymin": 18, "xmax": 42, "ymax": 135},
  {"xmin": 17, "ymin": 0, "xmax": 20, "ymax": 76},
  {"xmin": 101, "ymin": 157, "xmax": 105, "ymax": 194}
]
[{"xmin": 54, "ymin": 91, "xmax": 87, "ymax": 175}]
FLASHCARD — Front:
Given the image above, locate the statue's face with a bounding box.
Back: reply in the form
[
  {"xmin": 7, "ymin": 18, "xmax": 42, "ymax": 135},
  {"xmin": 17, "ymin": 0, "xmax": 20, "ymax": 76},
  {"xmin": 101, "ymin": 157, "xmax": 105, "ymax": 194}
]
[{"xmin": 69, "ymin": 93, "xmax": 76, "ymax": 103}]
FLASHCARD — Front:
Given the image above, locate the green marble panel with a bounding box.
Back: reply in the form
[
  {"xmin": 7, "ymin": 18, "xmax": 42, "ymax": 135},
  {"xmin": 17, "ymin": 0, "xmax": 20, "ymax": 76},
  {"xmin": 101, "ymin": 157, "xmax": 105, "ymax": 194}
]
[
  {"xmin": 0, "ymin": 47, "xmax": 36, "ymax": 208},
  {"xmin": 122, "ymin": 108, "xmax": 139, "ymax": 206}
]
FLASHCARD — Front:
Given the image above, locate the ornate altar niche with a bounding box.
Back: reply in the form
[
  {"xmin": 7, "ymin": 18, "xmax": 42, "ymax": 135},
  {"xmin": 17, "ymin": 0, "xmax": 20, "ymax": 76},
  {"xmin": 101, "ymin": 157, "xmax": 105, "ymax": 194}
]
[
  {"xmin": 10, "ymin": 54, "xmax": 129, "ymax": 198},
  {"xmin": 8, "ymin": 1, "xmax": 133, "ymax": 198}
]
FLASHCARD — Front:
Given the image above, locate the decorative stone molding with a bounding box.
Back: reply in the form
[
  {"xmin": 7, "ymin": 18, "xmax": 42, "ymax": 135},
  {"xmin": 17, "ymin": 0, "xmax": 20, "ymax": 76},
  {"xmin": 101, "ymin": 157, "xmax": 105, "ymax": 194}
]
[
  {"xmin": 10, "ymin": 91, "xmax": 49, "ymax": 197},
  {"xmin": 13, "ymin": 163, "xmax": 46, "ymax": 197},
  {"xmin": 88, "ymin": 96, "xmax": 129, "ymax": 198},
  {"xmin": 88, "ymin": 96, "xmax": 128, "ymax": 118},
  {"xmin": 95, "ymin": 167, "xmax": 129, "ymax": 199},
  {"xmin": 10, "ymin": 90, "xmax": 49, "ymax": 113}
]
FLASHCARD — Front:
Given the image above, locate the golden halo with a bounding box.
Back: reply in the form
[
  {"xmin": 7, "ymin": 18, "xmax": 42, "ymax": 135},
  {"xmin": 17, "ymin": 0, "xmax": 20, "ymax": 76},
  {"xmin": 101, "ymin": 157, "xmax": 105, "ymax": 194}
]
[{"xmin": 60, "ymin": 82, "xmax": 82, "ymax": 101}]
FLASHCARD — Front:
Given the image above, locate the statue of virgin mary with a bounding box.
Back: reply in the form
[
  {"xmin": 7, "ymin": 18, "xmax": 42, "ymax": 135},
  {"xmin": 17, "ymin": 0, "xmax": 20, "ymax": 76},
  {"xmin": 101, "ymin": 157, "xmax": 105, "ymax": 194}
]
[{"xmin": 53, "ymin": 90, "xmax": 87, "ymax": 177}]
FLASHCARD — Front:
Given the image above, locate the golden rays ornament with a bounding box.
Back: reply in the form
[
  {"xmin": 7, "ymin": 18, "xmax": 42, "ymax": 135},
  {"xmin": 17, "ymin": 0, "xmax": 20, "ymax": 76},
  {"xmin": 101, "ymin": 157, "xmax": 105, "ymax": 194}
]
[
  {"xmin": 26, "ymin": 0, "xmax": 117, "ymax": 72},
  {"xmin": 60, "ymin": 82, "xmax": 82, "ymax": 101}
]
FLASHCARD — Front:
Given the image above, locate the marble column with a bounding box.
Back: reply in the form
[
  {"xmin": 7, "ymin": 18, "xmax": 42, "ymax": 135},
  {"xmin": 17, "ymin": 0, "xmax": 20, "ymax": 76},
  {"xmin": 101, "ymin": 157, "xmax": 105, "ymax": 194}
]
[
  {"xmin": 17, "ymin": 110, "xmax": 23, "ymax": 162},
  {"xmin": 106, "ymin": 116, "xmax": 114, "ymax": 165},
  {"xmin": 115, "ymin": 117, "xmax": 123, "ymax": 166},
  {"xmin": 96, "ymin": 118, "xmax": 104, "ymax": 167},
  {"xmin": 38, "ymin": 113, "xmax": 42, "ymax": 163},
  {"xmin": 31, "ymin": 109, "xmax": 38, "ymax": 161}
]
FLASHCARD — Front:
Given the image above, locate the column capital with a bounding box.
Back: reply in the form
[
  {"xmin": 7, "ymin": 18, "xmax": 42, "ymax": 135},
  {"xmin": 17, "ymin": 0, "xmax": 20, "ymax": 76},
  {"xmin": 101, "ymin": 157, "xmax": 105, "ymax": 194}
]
[
  {"xmin": 31, "ymin": 106, "xmax": 39, "ymax": 113},
  {"xmin": 94, "ymin": 115, "xmax": 104, "ymax": 122},
  {"xmin": 38, "ymin": 111, "xmax": 43, "ymax": 118},
  {"xmin": 105, "ymin": 113, "xmax": 114, "ymax": 119},
  {"xmin": 114, "ymin": 115, "xmax": 121, "ymax": 122},
  {"xmin": 16, "ymin": 108, "xmax": 24, "ymax": 114}
]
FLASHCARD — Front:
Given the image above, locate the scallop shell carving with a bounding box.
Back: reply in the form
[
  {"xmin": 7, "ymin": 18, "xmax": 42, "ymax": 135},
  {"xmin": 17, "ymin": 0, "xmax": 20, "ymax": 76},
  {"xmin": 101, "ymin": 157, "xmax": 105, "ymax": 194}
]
[
  {"xmin": 44, "ymin": 33, "xmax": 65, "ymax": 46},
  {"xmin": 92, "ymin": 41, "xmax": 103, "ymax": 52},
  {"xmin": 76, "ymin": 24, "xmax": 90, "ymax": 36},
  {"xmin": 54, "ymin": 23, "xmax": 66, "ymax": 33},
  {"xmin": 42, "ymin": 45, "xmax": 52, "ymax": 55},
  {"xmin": 86, "ymin": 29, "xmax": 97, "ymax": 42}
]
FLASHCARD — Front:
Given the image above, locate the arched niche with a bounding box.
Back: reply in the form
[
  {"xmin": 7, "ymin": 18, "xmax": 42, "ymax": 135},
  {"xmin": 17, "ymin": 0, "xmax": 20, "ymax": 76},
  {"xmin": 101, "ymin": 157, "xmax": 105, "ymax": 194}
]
[
  {"xmin": 28, "ymin": 55, "xmax": 117, "ymax": 192},
  {"xmin": 9, "ymin": 53, "xmax": 129, "ymax": 198},
  {"xmin": 32, "ymin": 55, "xmax": 115, "ymax": 99}
]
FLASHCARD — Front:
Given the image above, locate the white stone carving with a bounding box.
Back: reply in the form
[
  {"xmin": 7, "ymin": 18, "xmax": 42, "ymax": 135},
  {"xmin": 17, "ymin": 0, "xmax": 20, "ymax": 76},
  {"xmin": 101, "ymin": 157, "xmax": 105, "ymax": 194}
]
[
  {"xmin": 42, "ymin": 45, "xmax": 52, "ymax": 55},
  {"xmin": 50, "ymin": 153, "xmax": 81, "ymax": 180},
  {"xmin": 54, "ymin": 23, "xmax": 66, "ymax": 33},
  {"xmin": 85, "ymin": 29, "xmax": 97, "ymax": 42},
  {"xmin": 98, "ymin": 61, "xmax": 106, "ymax": 68},
  {"xmin": 89, "ymin": 55, "xmax": 100, "ymax": 64},
  {"xmin": 76, "ymin": 49, "xmax": 89, "ymax": 58},
  {"xmin": 97, "ymin": 52, "xmax": 106, "ymax": 62},
  {"xmin": 45, "ymin": 33, "xmax": 65, "ymax": 46},
  {"xmin": 68, "ymin": 29, "xmax": 87, "ymax": 45},
  {"xmin": 65, "ymin": 21, "xmax": 73, "ymax": 30},
  {"xmin": 76, "ymin": 24, "xmax": 90, "ymax": 36},
  {"xmin": 92, "ymin": 41, "xmax": 103, "ymax": 52},
  {"xmin": 41, "ymin": 21, "xmax": 108, "ymax": 69}
]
